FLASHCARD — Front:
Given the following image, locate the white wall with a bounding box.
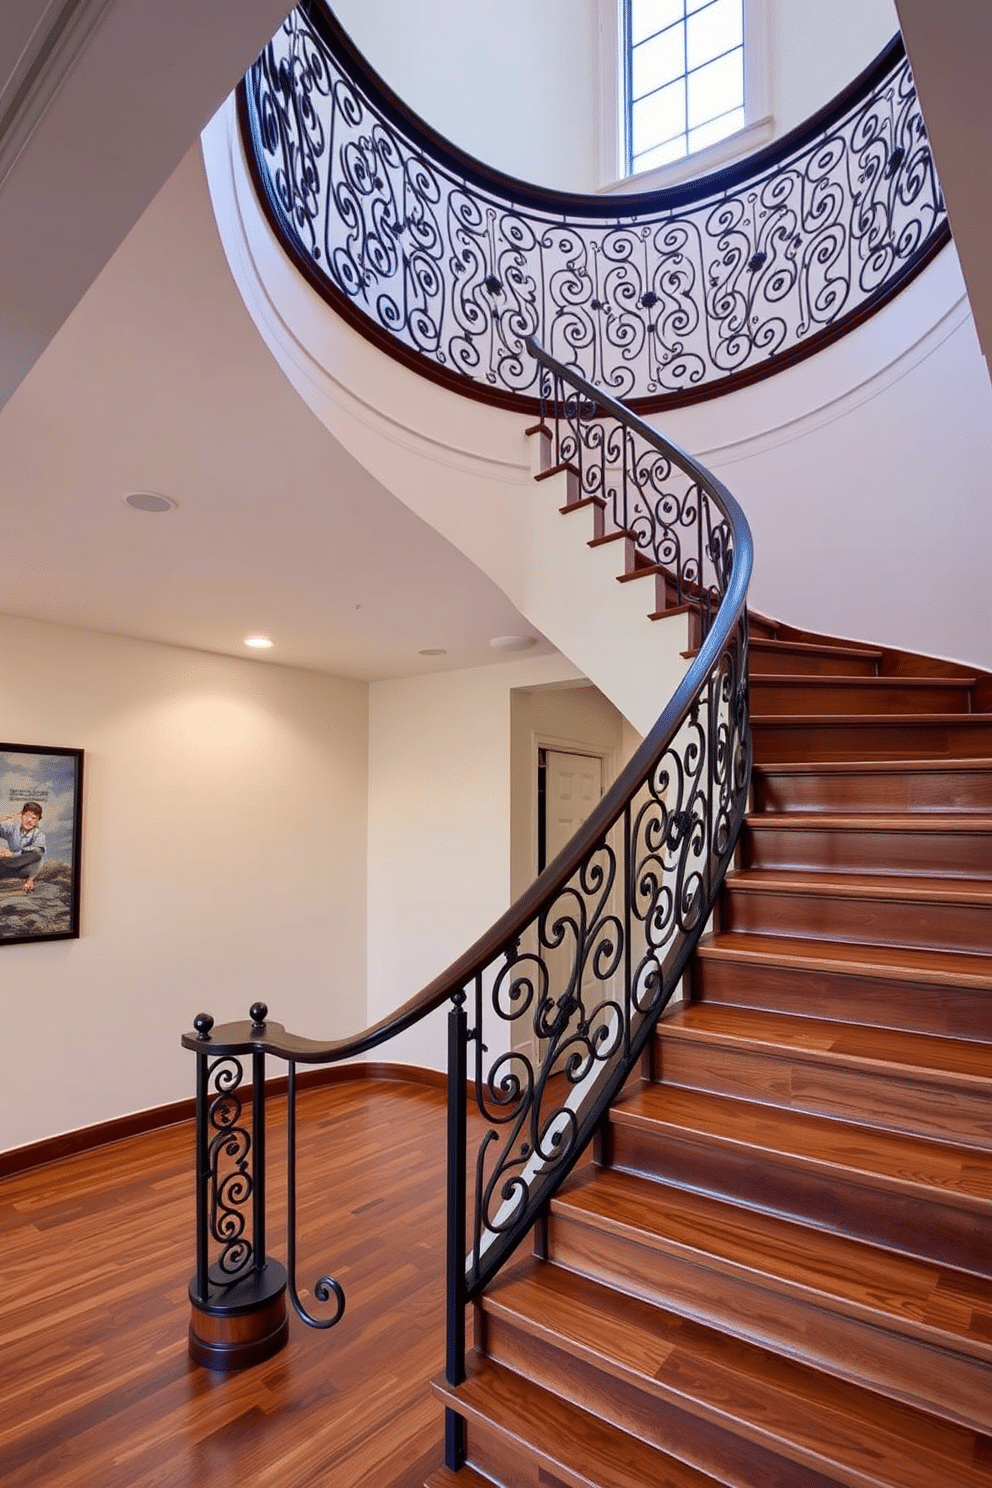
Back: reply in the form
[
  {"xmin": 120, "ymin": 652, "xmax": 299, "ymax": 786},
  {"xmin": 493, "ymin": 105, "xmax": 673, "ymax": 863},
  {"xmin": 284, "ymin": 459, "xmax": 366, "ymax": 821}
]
[
  {"xmin": 0, "ymin": 615, "xmax": 369, "ymax": 1152},
  {"xmin": 329, "ymin": 0, "xmax": 899, "ymax": 193},
  {"xmin": 331, "ymin": 0, "xmax": 601, "ymax": 192},
  {"xmin": 644, "ymin": 248, "xmax": 992, "ymax": 670},
  {"xmin": 768, "ymin": 0, "xmax": 898, "ymax": 138},
  {"xmin": 366, "ymin": 652, "xmax": 586, "ymax": 1071}
]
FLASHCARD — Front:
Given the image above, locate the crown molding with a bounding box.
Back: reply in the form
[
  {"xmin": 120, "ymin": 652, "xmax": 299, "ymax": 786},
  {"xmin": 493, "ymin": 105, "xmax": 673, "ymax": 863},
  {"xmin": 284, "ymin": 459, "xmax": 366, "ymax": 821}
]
[{"xmin": 0, "ymin": 0, "xmax": 116, "ymax": 192}]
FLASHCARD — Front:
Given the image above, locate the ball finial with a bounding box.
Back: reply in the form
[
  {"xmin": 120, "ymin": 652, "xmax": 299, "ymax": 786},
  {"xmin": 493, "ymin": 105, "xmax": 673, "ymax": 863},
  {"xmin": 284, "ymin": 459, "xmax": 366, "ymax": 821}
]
[
  {"xmin": 249, "ymin": 1002, "xmax": 268, "ymax": 1028},
  {"xmin": 193, "ymin": 1012, "xmax": 214, "ymax": 1041}
]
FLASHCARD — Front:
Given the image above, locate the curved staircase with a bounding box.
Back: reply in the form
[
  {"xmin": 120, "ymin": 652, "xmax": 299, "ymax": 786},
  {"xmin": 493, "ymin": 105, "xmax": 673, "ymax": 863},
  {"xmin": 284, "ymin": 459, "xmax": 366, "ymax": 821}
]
[{"xmin": 431, "ymin": 616, "xmax": 992, "ymax": 1487}]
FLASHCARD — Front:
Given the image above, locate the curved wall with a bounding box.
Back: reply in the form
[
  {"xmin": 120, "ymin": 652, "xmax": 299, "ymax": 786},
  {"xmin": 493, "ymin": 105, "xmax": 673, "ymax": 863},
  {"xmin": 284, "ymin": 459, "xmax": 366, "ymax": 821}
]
[{"xmin": 204, "ymin": 91, "xmax": 992, "ymax": 675}]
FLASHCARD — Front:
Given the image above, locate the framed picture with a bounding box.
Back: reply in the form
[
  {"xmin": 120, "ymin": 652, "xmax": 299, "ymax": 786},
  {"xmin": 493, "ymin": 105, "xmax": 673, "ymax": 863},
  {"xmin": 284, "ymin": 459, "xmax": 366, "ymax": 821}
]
[{"xmin": 0, "ymin": 743, "xmax": 83, "ymax": 945}]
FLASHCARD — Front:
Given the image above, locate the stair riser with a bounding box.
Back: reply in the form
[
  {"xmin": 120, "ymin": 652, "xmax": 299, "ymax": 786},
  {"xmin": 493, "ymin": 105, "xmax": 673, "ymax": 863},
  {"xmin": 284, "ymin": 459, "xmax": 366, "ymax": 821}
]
[
  {"xmin": 690, "ymin": 955, "xmax": 992, "ymax": 1040},
  {"xmin": 461, "ymin": 1415, "xmax": 562, "ymax": 1488},
  {"xmin": 652, "ymin": 1036, "xmax": 992, "ymax": 1147},
  {"xmin": 740, "ymin": 823, "xmax": 992, "ymax": 879},
  {"xmin": 751, "ymin": 718, "xmax": 992, "ymax": 763},
  {"xmin": 545, "ymin": 1210, "xmax": 992, "ymax": 1433},
  {"xmin": 751, "ymin": 682, "xmax": 973, "ymax": 716},
  {"xmin": 748, "ymin": 645, "xmax": 879, "ymax": 677},
  {"xmin": 606, "ymin": 1122, "xmax": 991, "ymax": 1276},
  {"xmin": 721, "ymin": 884, "xmax": 992, "ymax": 956},
  {"xmin": 480, "ymin": 1313, "xmax": 838, "ymax": 1488},
  {"xmin": 752, "ymin": 767, "xmax": 992, "ymax": 814}
]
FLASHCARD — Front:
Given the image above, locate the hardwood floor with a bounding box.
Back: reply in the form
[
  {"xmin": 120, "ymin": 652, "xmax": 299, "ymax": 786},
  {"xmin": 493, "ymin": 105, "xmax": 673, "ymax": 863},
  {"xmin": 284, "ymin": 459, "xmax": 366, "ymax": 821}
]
[{"xmin": 0, "ymin": 1076, "xmax": 453, "ymax": 1487}]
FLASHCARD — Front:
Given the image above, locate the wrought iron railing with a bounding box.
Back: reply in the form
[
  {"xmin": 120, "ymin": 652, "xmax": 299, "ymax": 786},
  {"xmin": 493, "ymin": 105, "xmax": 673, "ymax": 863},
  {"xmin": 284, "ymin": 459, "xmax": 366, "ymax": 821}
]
[
  {"xmin": 240, "ymin": 3, "xmax": 947, "ymax": 412},
  {"xmin": 181, "ymin": 341, "xmax": 752, "ymax": 1473}
]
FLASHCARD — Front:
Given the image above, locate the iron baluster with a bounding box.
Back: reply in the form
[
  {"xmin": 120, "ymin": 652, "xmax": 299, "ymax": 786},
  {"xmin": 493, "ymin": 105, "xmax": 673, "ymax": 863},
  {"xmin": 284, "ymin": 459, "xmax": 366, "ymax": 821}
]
[
  {"xmin": 286, "ymin": 1058, "xmax": 346, "ymax": 1329},
  {"xmin": 445, "ymin": 989, "xmax": 469, "ymax": 1471}
]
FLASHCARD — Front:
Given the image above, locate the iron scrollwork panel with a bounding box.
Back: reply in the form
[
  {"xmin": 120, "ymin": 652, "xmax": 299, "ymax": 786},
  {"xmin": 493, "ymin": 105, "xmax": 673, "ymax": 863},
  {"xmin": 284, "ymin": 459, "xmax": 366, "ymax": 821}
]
[
  {"xmin": 465, "ymin": 621, "xmax": 749, "ymax": 1295},
  {"xmin": 243, "ymin": 9, "xmax": 946, "ymax": 405},
  {"xmin": 204, "ymin": 1055, "xmax": 255, "ymax": 1281}
]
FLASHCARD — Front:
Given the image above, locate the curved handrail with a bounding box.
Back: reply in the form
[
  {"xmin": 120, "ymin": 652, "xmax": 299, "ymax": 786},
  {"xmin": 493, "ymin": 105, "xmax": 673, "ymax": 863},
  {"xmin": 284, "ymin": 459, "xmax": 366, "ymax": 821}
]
[
  {"xmin": 184, "ymin": 337, "xmax": 752, "ymax": 1357},
  {"xmin": 239, "ymin": 3, "xmax": 947, "ymax": 412}
]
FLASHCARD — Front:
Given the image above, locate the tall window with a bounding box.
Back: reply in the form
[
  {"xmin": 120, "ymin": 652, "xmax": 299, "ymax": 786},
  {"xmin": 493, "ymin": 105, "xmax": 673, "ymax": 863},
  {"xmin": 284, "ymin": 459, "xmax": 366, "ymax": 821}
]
[{"xmin": 626, "ymin": 0, "xmax": 745, "ymax": 176}]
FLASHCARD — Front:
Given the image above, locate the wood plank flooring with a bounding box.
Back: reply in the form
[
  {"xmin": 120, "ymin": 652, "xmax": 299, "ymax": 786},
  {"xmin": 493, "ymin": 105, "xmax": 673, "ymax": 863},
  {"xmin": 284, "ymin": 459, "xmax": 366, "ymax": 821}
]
[{"xmin": 0, "ymin": 1076, "xmax": 453, "ymax": 1487}]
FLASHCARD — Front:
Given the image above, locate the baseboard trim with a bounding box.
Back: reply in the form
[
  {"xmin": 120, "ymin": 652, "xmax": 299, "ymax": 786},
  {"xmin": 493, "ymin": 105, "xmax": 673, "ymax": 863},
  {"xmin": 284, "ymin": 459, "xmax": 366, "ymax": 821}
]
[{"xmin": 0, "ymin": 1061, "xmax": 447, "ymax": 1178}]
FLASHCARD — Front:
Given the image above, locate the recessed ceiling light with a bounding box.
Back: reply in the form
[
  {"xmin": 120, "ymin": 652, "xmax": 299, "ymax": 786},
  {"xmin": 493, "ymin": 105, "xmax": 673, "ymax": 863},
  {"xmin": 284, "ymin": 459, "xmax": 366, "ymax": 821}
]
[
  {"xmin": 489, "ymin": 635, "xmax": 537, "ymax": 652},
  {"xmin": 125, "ymin": 491, "xmax": 176, "ymax": 513},
  {"xmin": 418, "ymin": 647, "xmax": 447, "ymax": 656},
  {"xmin": 244, "ymin": 636, "xmax": 274, "ymax": 649}
]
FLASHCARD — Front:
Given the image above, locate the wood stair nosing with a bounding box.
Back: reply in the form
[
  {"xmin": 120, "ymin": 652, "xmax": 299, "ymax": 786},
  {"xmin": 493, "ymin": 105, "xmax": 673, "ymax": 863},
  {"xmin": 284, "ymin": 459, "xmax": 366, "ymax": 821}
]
[
  {"xmin": 545, "ymin": 1168, "xmax": 992, "ymax": 1431},
  {"xmin": 750, "ymin": 758, "xmax": 992, "ymax": 814},
  {"xmin": 425, "ymin": 1466, "xmax": 493, "ymax": 1488},
  {"xmin": 479, "ymin": 1258, "xmax": 992, "ymax": 1488},
  {"xmin": 654, "ymin": 1002, "xmax": 991, "ymax": 1093},
  {"xmin": 739, "ymin": 811, "xmax": 992, "ymax": 879},
  {"xmin": 690, "ymin": 932, "xmax": 992, "ymax": 1040},
  {"xmin": 749, "ymin": 675, "xmax": 977, "ymax": 716},
  {"xmin": 747, "ymin": 637, "xmax": 883, "ymax": 677},
  {"xmin": 478, "ymin": 1306, "xmax": 848, "ymax": 1488},
  {"xmin": 558, "ymin": 492, "xmax": 607, "ymax": 540},
  {"xmin": 433, "ymin": 1355, "xmax": 723, "ymax": 1488},
  {"xmin": 651, "ymin": 1006, "xmax": 992, "ymax": 1148},
  {"xmin": 605, "ymin": 1084, "xmax": 992, "ymax": 1277},
  {"xmin": 720, "ymin": 867, "xmax": 992, "ymax": 956},
  {"xmin": 750, "ymin": 713, "xmax": 992, "ymax": 763}
]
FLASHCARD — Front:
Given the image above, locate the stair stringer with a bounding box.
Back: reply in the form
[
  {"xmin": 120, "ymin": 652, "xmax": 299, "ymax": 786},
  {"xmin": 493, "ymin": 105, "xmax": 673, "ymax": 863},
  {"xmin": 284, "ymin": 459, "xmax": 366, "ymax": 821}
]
[{"xmin": 201, "ymin": 100, "xmax": 692, "ymax": 733}]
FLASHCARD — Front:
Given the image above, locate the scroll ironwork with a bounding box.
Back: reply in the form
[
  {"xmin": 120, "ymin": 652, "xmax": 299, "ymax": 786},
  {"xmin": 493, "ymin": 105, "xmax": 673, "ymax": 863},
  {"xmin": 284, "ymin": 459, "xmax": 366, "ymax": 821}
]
[{"xmin": 240, "ymin": 6, "xmax": 947, "ymax": 410}]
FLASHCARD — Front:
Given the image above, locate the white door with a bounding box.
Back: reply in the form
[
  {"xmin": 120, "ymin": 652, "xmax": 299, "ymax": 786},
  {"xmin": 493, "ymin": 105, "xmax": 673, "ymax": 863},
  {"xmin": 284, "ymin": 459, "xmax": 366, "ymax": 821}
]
[
  {"xmin": 514, "ymin": 750, "xmax": 605, "ymax": 1075},
  {"xmin": 543, "ymin": 750, "xmax": 604, "ymax": 869}
]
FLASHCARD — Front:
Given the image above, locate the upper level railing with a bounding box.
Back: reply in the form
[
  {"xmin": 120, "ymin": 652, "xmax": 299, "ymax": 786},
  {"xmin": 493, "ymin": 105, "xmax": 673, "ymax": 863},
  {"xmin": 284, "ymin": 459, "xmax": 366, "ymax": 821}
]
[
  {"xmin": 181, "ymin": 341, "xmax": 752, "ymax": 1473},
  {"xmin": 240, "ymin": 4, "xmax": 948, "ymax": 413}
]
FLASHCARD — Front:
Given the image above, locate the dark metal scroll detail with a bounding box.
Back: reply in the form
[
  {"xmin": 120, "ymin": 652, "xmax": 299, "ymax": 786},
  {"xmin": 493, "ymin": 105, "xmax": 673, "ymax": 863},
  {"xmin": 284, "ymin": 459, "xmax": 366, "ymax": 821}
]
[
  {"xmin": 458, "ymin": 343, "xmax": 751, "ymax": 1296},
  {"xmin": 206, "ymin": 1055, "xmax": 255, "ymax": 1279},
  {"xmin": 465, "ymin": 632, "xmax": 750, "ymax": 1293},
  {"xmin": 241, "ymin": 8, "xmax": 947, "ymax": 409},
  {"xmin": 286, "ymin": 1061, "xmax": 346, "ymax": 1329}
]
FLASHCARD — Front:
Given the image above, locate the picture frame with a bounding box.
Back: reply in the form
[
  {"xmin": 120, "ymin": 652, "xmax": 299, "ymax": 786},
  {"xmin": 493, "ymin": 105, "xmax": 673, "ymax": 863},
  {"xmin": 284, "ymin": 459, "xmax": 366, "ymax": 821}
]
[{"xmin": 0, "ymin": 743, "xmax": 83, "ymax": 945}]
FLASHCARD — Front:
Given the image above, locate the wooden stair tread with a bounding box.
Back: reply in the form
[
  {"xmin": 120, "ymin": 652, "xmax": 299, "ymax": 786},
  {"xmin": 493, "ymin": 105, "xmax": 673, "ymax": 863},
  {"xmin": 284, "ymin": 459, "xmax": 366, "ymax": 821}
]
[
  {"xmin": 483, "ymin": 1258, "xmax": 992, "ymax": 1488},
  {"xmin": 657, "ymin": 1003, "xmax": 992, "ymax": 1083},
  {"xmin": 697, "ymin": 931, "xmax": 992, "ymax": 990},
  {"xmin": 752, "ymin": 674, "xmax": 976, "ymax": 688},
  {"xmin": 751, "ymin": 711, "xmax": 992, "ymax": 725},
  {"xmin": 436, "ymin": 1355, "xmax": 722, "ymax": 1488},
  {"xmin": 551, "ymin": 1167, "xmax": 992, "ymax": 1358},
  {"xmin": 745, "ymin": 811, "xmax": 992, "ymax": 830},
  {"xmin": 425, "ymin": 1466, "xmax": 492, "ymax": 1488},
  {"xmin": 610, "ymin": 1083, "xmax": 992, "ymax": 1209},
  {"xmin": 750, "ymin": 637, "xmax": 883, "ymax": 662},
  {"xmin": 727, "ymin": 867, "xmax": 992, "ymax": 905},
  {"xmin": 752, "ymin": 758, "xmax": 992, "ymax": 777}
]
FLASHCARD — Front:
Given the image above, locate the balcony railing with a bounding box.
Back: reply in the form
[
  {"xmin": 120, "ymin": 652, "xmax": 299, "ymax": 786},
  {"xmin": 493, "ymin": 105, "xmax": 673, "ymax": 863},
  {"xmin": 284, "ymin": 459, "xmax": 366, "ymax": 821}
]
[{"xmin": 240, "ymin": 4, "xmax": 947, "ymax": 412}]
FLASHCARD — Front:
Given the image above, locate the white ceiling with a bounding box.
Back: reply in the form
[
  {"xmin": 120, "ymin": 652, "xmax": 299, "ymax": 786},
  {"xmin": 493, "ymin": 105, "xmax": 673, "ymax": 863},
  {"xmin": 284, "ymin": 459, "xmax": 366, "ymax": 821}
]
[
  {"xmin": 1, "ymin": 1, "xmax": 987, "ymax": 685},
  {"xmin": 0, "ymin": 142, "xmax": 551, "ymax": 679}
]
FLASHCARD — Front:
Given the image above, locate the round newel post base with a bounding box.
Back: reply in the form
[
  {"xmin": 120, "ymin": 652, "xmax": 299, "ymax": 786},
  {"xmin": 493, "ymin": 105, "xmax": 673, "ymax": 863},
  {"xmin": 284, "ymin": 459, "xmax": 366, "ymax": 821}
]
[{"xmin": 188, "ymin": 1259, "xmax": 289, "ymax": 1371}]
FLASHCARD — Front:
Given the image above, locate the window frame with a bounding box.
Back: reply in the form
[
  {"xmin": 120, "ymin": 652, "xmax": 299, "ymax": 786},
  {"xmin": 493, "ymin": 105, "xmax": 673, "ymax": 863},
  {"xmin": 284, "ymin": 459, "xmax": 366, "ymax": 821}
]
[{"xmin": 596, "ymin": 0, "xmax": 771, "ymax": 194}]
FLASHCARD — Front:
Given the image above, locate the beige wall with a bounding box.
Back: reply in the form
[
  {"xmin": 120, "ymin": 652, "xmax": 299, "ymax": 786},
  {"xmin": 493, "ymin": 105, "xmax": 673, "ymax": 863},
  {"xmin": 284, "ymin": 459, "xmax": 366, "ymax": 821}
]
[
  {"xmin": 0, "ymin": 615, "xmax": 369, "ymax": 1152},
  {"xmin": 509, "ymin": 682, "xmax": 640, "ymax": 903},
  {"xmin": 366, "ymin": 653, "xmax": 588, "ymax": 1071},
  {"xmin": 330, "ymin": 0, "xmax": 898, "ymax": 193}
]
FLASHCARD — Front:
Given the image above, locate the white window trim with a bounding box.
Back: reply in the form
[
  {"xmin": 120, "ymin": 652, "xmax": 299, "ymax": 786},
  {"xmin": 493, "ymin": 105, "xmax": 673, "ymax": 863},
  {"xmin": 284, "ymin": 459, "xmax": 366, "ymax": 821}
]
[{"xmin": 595, "ymin": 0, "xmax": 772, "ymax": 195}]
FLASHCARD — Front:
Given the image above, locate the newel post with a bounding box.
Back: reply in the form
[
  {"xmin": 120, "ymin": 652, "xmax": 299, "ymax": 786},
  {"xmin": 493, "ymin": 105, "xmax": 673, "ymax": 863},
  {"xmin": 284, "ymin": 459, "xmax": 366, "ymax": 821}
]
[{"xmin": 186, "ymin": 1002, "xmax": 289, "ymax": 1370}]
